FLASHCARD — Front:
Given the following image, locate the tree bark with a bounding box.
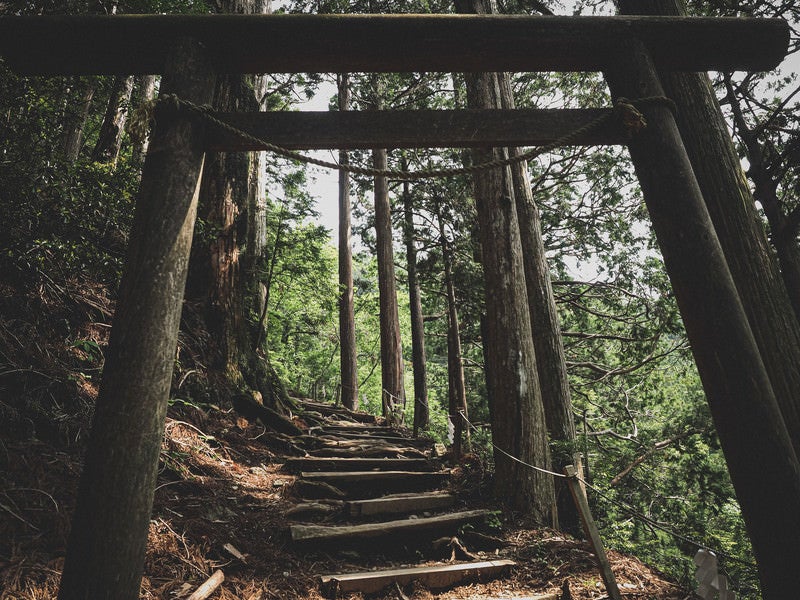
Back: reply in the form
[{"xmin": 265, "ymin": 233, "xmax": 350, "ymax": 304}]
[
  {"xmin": 91, "ymin": 74, "xmax": 133, "ymax": 166},
  {"xmin": 495, "ymin": 71, "xmax": 580, "ymax": 534},
  {"xmin": 435, "ymin": 200, "xmax": 469, "ymax": 457},
  {"xmin": 456, "ymin": 0, "xmax": 555, "ymax": 522},
  {"xmin": 131, "ymin": 74, "xmax": 156, "ymax": 164},
  {"xmin": 195, "ymin": 71, "xmax": 249, "ymax": 378},
  {"xmin": 61, "ymin": 77, "xmax": 95, "ymax": 163},
  {"xmin": 373, "ymin": 145, "xmax": 405, "ymax": 422},
  {"xmin": 57, "ymin": 37, "xmax": 215, "ymax": 600},
  {"xmin": 617, "ymin": 0, "xmax": 800, "ymax": 494},
  {"xmin": 401, "ymin": 172, "xmax": 428, "ymax": 434},
  {"xmin": 337, "ymin": 72, "xmax": 359, "ymax": 411},
  {"xmin": 603, "ymin": 39, "xmax": 800, "ymax": 599}
]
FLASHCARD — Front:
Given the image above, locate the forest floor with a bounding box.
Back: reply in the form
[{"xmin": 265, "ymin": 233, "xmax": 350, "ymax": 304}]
[
  {"xmin": 1, "ymin": 407, "xmax": 693, "ymax": 600},
  {"xmin": 0, "ymin": 278, "xmax": 693, "ymax": 599}
]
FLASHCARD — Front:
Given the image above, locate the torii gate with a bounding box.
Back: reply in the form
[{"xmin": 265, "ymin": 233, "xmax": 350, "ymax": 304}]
[{"xmin": 1, "ymin": 13, "xmax": 798, "ymax": 599}]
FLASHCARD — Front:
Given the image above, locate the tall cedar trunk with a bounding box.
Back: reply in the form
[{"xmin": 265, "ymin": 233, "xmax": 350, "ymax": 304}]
[
  {"xmin": 338, "ymin": 73, "xmax": 359, "ymax": 411},
  {"xmin": 455, "ymin": 0, "xmax": 555, "ymax": 521},
  {"xmin": 435, "ymin": 200, "xmax": 469, "ymax": 456},
  {"xmin": 57, "ymin": 38, "xmax": 214, "ymax": 600},
  {"xmin": 617, "ymin": 0, "xmax": 800, "ymax": 492},
  {"xmin": 722, "ymin": 72, "xmax": 800, "ymax": 321},
  {"xmin": 131, "ymin": 74, "xmax": 156, "ymax": 164},
  {"xmin": 495, "ymin": 71, "xmax": 580, "ymax": 533},
  {"xmin": 184, "ymin": 0, "xmax": 289, "ymax": 415},
  {"xmin": 402, "ymin": 173, "xmax": 429, "ymax": 434},
  {"xmin": 604, "ymin": 40, "xmax": 800, "ymax": 598},
  {"xmin": 373, "ymin": 146, "xmax": 405, "ymax": 421},
  {"xmin": 91, "ymin": 74, "xmax": 133, "ymax": 166},
  {"xmin": 242, "ymin": 10, "xmax": 269, "ymax": 353},
  {"xmin": 61, "ymin": 77, "xmax": 95, "ymax": 163},
  {"xmin": 196, "ymin": 72, "xmax": 248, "ymax": 377}
]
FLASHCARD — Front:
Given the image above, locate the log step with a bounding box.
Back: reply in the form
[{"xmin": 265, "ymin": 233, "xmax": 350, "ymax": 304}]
[
  {"xmin": 291, "ymin": 509, "xmax": 490, "ymax": 544},
  {"xmin": 283, "ymin": 457, "xmax": 434, "ymax": 473},
  {"xmin": 295, "ymin": 399, "xmax": 378, "ymax": 423},
  {"xmin": 308, "ymin": 446, "xmax": 427, "ymax": 459},
  {"xmin": 319, "ymin": 559, "xmax": 515, "ymax": 595},
  {"xmin": 319, "ymin": 431, "xmax": 434, "ymax": 448},
  {"xmin": 319, "ymin": 424, "xmax": 396, "ymax": 434},
  {"xmin": 299, "ymin": 470, "xmax": 449, "ymax": 496},
  {"xmin": 346, "ymin": 492, "xmax": 456, "ymax": 517}
]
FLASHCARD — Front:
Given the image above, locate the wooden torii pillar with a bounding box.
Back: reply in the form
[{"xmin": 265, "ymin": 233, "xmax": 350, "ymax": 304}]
[{"xmin": 0, "ymin": 13, "xmax": 797, "ymax": 599}]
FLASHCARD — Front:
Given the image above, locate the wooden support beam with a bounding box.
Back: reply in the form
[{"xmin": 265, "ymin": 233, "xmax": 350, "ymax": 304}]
[
  {"xmin": 205, "ymin": 109, "xmax": 625, "ymax": 150},
  {"xmin": 604, "ymin": 40, "xmax": 800, "ymax": 598},
  {"xmin": 319, "ymin": 559, "xmax": 515, "ymax": 595},
  {"xmin": 0, "ymin": 14, "xmax": 788, "ymax": 75},
  {"xmin": 56, "ymin": 38, "xmax": 215, "ymax": 600}
]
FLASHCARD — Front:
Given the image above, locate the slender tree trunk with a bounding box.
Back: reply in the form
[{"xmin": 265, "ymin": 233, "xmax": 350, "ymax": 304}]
[
  {"xmin": 617, "ymin": 0, "xmax": 800, "ymax": 491},
  {"xmin": 61, "ymin": 77, "xmax": 95, "ymax": 163},
  {"xmin": 435, "ymin": 200, "xmax": 469, "ymax": 457},
  {"xmin": 131, "ymin": 74, "xmax": 156, "ymax": 164},
  {"xmin": 338, "ymin": 72, "xmax": 359, "ymax": 411},
  {"xmin": 604, "ymin": 39, "xmax": 800, "ymax": 599},
  {"xmin": 57, "ymin": 38, "xmax": 214, "ymax": 600},
  {"xmin": 373, "ymin": 146, "xmax": 405, "ymax": 421},
  {"xmin": 370, "ymin": 73, "xmax": 404, "ymax": 421},
  {"xmin": 456, "ymin": 0, "xmax": 555, "ymax": 523},
  {"xmin": 91, "ymin": 74, "xmax": 133, "ymax": 166},
  {"xmin": 401, "ymin": 171, "xmax": 428, "ymax": 434},
  {"xmin": 495, "ymin": 71, "xmax": 580, "ymax": 533}
]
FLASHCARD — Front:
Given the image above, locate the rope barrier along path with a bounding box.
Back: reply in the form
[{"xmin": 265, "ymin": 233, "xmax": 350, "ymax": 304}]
[
  {"xmin": 141, "ymin": 94, "xmax": 677, "ymax": 181},
  {"xmin": 457, "ymin": 411, "xmax": 758, "ymax": 576},
  {"xmin": 458, "ymin": 411, "xmax": 567, "ymax": 479}
]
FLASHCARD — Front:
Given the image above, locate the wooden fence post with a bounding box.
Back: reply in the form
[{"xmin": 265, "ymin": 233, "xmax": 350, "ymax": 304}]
[
  {"xmin": 58, "ymin": 37, "xmax": 215, "ymax": 600},
  {"xmin": 564, "ymin": 466, "xmax": 622, "ymax": 600}
]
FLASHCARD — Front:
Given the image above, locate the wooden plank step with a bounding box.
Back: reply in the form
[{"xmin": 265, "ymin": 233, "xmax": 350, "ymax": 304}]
[
  {"xmin": 300, "ymin": 470, "xmax": 449, "ymax": 496},
  {"xmin": 346, "ymin": 492, "xmax": 456, "ymax": 517},
  {"xmin": 283, "ymin": 457, "xmax": 434, "ymax": 473},
  {"xmin": 318, "ymin": 432, "xmax": 434, "ymax": 448},
  {"xmin": 308, "ymin": 446, "xmax": 427, "ymax": 459},
  {"xmin": 319, "ymin": 424, "xmax": 397, "ymax": 434},
  {"xmin": 296, "ymin": 400, "xmax": 378, "ymax": 423},
  {"xmin": 319, "ymin": 559, "xmax": 515, "ymax": 595},
  {"xmin": 291, "ymin": 509, "xmax": 490, "ymax": 544}
]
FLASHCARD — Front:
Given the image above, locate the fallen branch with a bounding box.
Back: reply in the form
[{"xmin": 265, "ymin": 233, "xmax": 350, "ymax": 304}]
[{"xmin": 186, "ymin": 569, "xmax": 224, "ymax": 600}]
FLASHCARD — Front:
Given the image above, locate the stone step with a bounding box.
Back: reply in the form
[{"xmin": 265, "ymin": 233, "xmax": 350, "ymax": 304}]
[
  {"xmin": 345, "ymin": 492, "xmax": 457, "ymax": 517},
  {"xmin": 318, "ymin": 559, "xmax": 515, "ymax": 596},
  {"xmin": 282, "ymin": 456, "xmax": 434, "ymax": 473},
  {"xmin": 291, "ymin": 509, "xmax": 490, "ymax": 545}
]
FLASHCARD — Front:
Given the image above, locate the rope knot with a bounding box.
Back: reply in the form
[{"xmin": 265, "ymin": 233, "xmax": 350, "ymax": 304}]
[
  {"xmin": 126, "ymin": 97, "xmax": 158, "ymax": 145},
  {"xmin": 614, "ymin": 97, "xmax": 647, "ymax": 138}
]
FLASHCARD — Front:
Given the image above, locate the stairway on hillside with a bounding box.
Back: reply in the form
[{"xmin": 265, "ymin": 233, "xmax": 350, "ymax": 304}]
[{"xmin": 282, "ymin": 399, "xmax": 517, "ymax": 599}]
